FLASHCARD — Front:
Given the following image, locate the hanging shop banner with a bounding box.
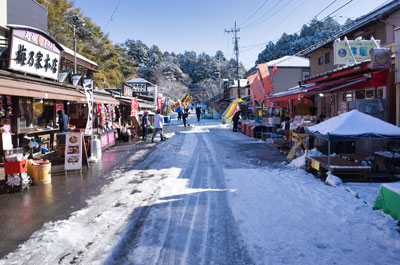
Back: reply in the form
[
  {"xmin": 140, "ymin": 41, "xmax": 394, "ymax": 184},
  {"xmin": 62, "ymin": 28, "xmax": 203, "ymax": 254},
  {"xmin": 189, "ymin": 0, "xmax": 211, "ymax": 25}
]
[
  {"xmin": 84, "ymin": 79, "xmax": 94, "ymax": 135},
  {"xmin": 9, "ymin": 28, "xmax": 61, "ymax": 80},
  {"xmin": 157, "ymin": 95, "xmax": 163, "ymax": 111},
  {"xmin": 370, "ymin": 48, "xmax": 391, "ymax": 69},
  {"xmin": 131, "ymin": 97, "xmax": 138, "ymax": 117},
  {"xmin": 333, "ymin": 38, "xmax": 380, "ymax": 65},
  {"xmin": 247, "ymin": 73, "xmax": 264, "ymax": 105},
  {"xmin": 65, "ymin": 132, "xmax": 83, "ymax": 171},
  {"xmin": 181, "ymin": 93, "xmax": 189, "ymax": 104},
  {"xmin": 257, "ymin": 63, "xmax": 275, "ymax": 96}
]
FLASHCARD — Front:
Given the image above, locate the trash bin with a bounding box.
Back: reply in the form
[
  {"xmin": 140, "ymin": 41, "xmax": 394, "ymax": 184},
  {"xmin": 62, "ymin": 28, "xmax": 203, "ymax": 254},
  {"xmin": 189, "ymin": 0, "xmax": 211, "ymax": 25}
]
[
  {"xmin": 163, "ymin": 116, "xmax": 171, "ymax": 123},
  {"xmin": 29, "ymin": 160, "xmax": 51, "ymax": 185}
]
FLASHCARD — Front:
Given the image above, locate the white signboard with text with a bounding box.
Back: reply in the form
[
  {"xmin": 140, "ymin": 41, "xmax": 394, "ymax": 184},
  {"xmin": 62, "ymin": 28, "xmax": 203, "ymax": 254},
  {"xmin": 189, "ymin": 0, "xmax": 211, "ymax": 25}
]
[
  {"xmin": 64, "ymin": 132, "xmax": 83, "ymax": 171},
  {"xmin": 84, "ymin": 79, "xmax": 94, "ymax": 135},
  {"xmin": 9, "ymin": 29, "xmax": 61, "ymax": 80}
]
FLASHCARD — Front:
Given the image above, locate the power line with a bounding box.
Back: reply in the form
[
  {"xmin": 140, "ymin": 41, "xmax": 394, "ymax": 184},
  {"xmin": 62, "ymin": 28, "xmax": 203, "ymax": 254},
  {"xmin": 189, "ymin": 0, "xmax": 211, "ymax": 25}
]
[
  {"xmin": 314, "ymin": 0, "xmax": 337, "ymax": 19},
  {"xmin": 241, "ymin": 0, "xmax": 288, "ymax": 29},
  {"xmin": 238, "ymin": 0, "xmax": 271, "ymax": 27},
  {"xmin": 104, "ymin": 0, "xmax": 124, "ymax": 30},
  {"xmin": 320, "ymin": 0, "xmax": 354, "ymax": 21},
  {"xmin": 84, "ymin": 0, "xmax": 93, "ymax": 15}
]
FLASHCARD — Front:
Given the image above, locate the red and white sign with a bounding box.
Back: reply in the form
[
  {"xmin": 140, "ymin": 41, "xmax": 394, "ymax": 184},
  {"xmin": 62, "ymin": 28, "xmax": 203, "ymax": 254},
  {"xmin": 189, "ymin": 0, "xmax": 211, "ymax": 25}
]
[
  {"xmin": 131, "ymin": 98, "xmax": 138, "ymax": 117},
  {"xmin": 157, "ymin": 96, "xmax": 162, "ymax": 111}
]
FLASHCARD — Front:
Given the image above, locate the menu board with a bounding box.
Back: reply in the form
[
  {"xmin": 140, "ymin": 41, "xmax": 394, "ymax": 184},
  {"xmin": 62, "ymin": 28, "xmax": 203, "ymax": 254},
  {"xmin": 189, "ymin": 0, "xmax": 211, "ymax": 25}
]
[{"xmin": 64, "ymin": 132, "xmax": 82, "ymax": 170}]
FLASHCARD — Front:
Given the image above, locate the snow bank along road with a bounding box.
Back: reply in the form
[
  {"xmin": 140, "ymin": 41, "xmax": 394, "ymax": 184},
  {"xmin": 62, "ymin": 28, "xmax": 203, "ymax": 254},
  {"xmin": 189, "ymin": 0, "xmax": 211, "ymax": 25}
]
[{"xmin": 1, "ymin": 117, "xmax": 400, "ymax": 264}]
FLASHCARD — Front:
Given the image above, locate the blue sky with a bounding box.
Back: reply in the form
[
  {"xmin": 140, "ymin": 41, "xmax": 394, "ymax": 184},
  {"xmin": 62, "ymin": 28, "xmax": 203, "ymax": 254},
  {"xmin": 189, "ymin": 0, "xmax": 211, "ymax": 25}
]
[{"xmin": 71, "ymin": 0, "xmax": 391, "ymax": 69}]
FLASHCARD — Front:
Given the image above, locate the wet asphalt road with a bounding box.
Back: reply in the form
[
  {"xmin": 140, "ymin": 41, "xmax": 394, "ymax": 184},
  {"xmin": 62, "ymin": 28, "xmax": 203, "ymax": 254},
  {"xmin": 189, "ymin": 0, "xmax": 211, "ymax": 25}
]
[{"xmin": 0, "ymin": 141, "xmax": 151, "ymax": 258}]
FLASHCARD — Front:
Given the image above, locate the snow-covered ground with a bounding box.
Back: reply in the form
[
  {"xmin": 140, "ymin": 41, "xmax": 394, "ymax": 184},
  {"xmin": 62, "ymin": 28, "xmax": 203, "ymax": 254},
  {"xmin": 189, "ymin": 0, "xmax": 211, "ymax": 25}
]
[{"xmin": 1, "ymin": 114, "xmax": 399, "ymax": 265}]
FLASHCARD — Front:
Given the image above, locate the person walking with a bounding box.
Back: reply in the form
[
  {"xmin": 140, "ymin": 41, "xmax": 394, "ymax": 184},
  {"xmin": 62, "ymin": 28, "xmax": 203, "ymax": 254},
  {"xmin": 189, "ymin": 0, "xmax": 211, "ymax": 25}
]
[
  {"xmin": 183, "ymin": 108, "xmax": 189, "ymax": 127},
  {"xmin": 177, "ymin": 110, "xmax": 182, "ymax": 121},
  {"xmin": 152, "ymin": 110, "xmax": 165, "ymax": 143},
  {"xmin": 232, "ymin": 110, "xmax": 241, "ymax": 132},
  {"xmin": 57, "ymin": 110, "xmax": 69, "ymax": 132},
  {"xmin": 196, "ymin": 105, "xmax": 201, "ymax": 122},
  {"xmin": 141, "ymin": 111, "xmax": 149, "ymax": 140}
]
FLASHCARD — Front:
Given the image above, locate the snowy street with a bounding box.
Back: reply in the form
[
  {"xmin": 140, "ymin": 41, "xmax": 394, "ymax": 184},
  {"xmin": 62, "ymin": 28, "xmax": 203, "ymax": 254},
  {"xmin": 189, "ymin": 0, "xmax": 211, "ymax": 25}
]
[{"xmin": 1, "ymin": 114, "xmax": 400, "ymax": 265}]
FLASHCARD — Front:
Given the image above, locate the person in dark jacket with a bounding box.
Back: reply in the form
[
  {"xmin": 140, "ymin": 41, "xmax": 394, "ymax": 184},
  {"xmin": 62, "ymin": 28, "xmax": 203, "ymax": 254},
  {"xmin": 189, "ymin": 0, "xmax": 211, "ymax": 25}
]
[
  {"xmin": 177, "ymin": 110, "xmax": 182, "ymax": 121},
  {"xmin": 196, "ymin": 106, "xmax": 201, "ymax": 122},
  {"xmin": 141, "ymin": 111, "xmax": 150, "ymax": 140},
  {"xmin": 183, "ymin": 108, "xmax": 189, "ymax": 127},
  {"xmin": 232, "ymin": 110, "xmax": 241, "ymax": 132},
  {"xmin": 57, "ymin": 110, "xmax": 69, "ymax": 132}
]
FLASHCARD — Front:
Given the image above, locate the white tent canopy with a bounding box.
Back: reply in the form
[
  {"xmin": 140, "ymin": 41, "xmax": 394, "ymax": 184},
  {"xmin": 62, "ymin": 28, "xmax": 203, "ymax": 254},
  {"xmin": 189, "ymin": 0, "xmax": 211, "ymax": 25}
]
[{"xmin": 306, "ymin": 110, "xmax": 400, "ymax": 141}]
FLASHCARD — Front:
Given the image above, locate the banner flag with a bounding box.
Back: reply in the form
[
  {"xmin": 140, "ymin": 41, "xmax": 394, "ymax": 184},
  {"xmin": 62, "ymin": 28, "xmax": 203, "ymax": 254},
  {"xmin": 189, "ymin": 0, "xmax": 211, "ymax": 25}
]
[
  {"xmin": 83, "ymin": 79, "xmax": 94, "ymax": 135},
  {"xmin": 247, "ymin": 73, "xmax": 264, "ymax": 105},
  {"xmin": 130, "ymin": 97, "xmax": 138, "ymax": 117},
  {"xmin": 170, "ymin": 100, "xmax": 181, "ymax": 111},
  {"xmin": 181, "ymin": 93, "xmax": 189, "ymax": 103},
  {"xmin": 257, "ymin": 63, "xmax": 274, "ymax": 97},
  {"xmin": 222, "ymin": 98, "xmax": 243, "ymax": 124}
]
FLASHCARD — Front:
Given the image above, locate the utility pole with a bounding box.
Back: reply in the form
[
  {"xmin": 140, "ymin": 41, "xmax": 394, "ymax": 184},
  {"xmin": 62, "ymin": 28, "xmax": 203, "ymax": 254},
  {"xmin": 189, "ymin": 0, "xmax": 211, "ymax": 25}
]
[{"xmin": 225, "ymin": 21, "xmax": 241, "ymax": 98}]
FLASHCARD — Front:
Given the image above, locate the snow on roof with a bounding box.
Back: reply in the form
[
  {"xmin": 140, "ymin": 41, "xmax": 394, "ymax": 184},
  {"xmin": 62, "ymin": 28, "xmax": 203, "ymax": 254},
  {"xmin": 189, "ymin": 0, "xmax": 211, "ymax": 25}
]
[
  {"xmin": 126, "ymin": 78, "xmax": 154, "ymax": 85},
  {"xmin": 59, "ymin": 43, "xmax": 98, "ymax": 67},
  {"xmin": 306, "ymin": 110, "xmax": 400, "ymax": 140},
  {"xmin": 265, "ymin": 56, "xmax": 309, "ymax": 68}
]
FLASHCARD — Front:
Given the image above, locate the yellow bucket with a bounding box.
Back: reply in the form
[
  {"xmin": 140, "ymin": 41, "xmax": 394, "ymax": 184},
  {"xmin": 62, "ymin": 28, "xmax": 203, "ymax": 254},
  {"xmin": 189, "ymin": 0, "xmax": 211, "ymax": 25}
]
[{"xmin": 30, "ymin": 162, "xmax": 51, "ymax": 185}]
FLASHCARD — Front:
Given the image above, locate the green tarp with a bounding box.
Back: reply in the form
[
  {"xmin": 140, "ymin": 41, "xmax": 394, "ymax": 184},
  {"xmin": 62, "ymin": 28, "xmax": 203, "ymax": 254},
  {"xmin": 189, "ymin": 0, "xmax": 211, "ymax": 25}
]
[{"xmin": 374, "ymin": 182, "xmax": 400, "ymax": 221}]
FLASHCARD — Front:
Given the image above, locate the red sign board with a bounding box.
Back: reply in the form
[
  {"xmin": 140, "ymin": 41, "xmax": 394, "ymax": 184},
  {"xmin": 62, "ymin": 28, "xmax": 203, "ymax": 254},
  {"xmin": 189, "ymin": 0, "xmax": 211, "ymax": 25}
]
[
  {"xmin": 131, "ymin": 98, "xmax": 137, "ymax": 117},
  {"xmin": 157, "ymin": 96, "xmax": 162, "ymax": 111}
]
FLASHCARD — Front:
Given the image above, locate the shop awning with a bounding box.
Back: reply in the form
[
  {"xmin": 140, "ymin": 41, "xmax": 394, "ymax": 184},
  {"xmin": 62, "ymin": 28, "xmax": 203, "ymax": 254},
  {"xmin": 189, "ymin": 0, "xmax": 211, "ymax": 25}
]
[
  {"xmin": 93, "ymin": 93, "xmax": 119, "ymax": 105},
  {"xmin": 0, "ymin": 75, "xmax": 87, "ymax": 102},
  {"xmin": 138, "ymin": 101, "xmax": 154, "ymax": 109}
]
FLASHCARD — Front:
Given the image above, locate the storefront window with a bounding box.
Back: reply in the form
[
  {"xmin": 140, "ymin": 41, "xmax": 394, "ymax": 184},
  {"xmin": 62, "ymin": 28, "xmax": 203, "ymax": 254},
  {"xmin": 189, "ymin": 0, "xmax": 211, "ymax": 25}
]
[
  {"xmin": 19, "ymin": 98, "xmax": 32, "ymax": 128},
  {"xmin": 32, "ymin": 99, "xmax": 55, "ymax": 127},
  {"xmin": 355, "ymin": 90, "xmax": 365, "ymax": 99},
  {"xmin": 0, "ymin": 96, "xmax": 13, "ymax": 126},
  {"xmin": 366, "ymin": 89, "xmax": 374, "ymax": 99}
]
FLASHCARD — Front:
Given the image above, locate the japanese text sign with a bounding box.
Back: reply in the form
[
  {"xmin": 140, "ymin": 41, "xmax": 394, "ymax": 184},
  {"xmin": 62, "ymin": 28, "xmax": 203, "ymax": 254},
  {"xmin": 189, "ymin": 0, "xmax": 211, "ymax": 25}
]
[{"xmin": 9, "ymin": 29, "xmax": 61, "ymax": 80}]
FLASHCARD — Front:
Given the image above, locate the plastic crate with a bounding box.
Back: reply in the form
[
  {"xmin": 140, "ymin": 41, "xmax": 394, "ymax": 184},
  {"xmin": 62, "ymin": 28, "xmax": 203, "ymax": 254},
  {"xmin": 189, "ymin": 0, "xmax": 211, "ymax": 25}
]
[{"xmin": 4, "ymin": 160, "xmax": 27, "ymax": 174}]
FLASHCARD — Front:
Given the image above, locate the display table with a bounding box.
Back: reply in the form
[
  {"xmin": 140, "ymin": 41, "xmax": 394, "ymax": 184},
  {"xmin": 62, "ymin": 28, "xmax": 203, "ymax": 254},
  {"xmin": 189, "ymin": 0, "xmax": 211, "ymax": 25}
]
[
  {"xmin": 305, "ymin": 156, "xmax": 371, "ymax": 179},
  {"xmin": 374, "ymin": 182, "xmax": 400, "ymax": 220},
  {"xmin": 374, "ymin": 151, "xmax": 400, "ymax": 173}
]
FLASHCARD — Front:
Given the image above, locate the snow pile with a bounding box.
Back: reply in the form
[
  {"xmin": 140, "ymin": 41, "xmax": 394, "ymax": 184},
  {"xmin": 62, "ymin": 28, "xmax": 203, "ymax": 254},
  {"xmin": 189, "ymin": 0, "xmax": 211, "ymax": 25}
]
[
  {"xmin": 289, "ymin": 148, "xmax": 323, "ymax": 168},
  {"xmin": 325, "ymin": 172, "xmax": 343, "ymax": 187},
  {"xmin": 224, "ymin": 167, "xmax": 400, "ymax": 264}
]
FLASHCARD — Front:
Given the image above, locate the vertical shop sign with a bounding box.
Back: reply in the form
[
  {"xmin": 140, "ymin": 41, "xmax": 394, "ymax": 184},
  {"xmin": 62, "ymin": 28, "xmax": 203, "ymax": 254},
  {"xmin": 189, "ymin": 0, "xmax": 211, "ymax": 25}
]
[
  {"xmin": 131, "ymin": 97, "xmax": 138, "ymax": 117},
  {"xmin": 65, "ymin": 132, "xmax": 82, "ymax": 170},
  {"xmin": 157, "ymin": 94, "xmax": 162, "ymax": 111},
  {"xmin": 84, "ymin": 79, "xmax": 94, "ymax": 135}
]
